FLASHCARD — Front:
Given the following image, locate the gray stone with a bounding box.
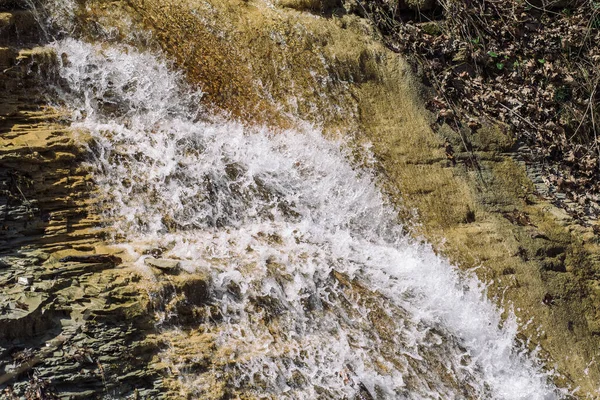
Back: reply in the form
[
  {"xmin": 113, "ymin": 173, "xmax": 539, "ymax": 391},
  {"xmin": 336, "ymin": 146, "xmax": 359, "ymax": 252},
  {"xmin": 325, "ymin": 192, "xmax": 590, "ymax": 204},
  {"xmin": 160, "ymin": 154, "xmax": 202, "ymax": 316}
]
[
  {"xmin": 17, "ymin": 275, "xmax": 32, "ymax": 286},
  {"xmin": 144, "ymin": 257, "xmax": 180, "ymax": 271}
]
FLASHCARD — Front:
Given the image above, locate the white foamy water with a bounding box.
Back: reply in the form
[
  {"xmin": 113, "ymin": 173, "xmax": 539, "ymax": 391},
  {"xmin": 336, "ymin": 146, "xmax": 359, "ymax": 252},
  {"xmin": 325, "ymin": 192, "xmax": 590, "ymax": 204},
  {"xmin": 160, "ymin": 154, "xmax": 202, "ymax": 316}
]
[{"xmin": 50, "ymin": 37, "xmax": 566, "ymax": 399}]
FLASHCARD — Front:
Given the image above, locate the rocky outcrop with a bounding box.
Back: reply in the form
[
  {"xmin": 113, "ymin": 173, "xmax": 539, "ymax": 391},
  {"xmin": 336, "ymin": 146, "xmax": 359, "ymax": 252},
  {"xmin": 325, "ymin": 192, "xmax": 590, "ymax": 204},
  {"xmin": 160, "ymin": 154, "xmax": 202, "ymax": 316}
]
[
  {"xmin": 70, "ymin": 0, "xmax": 600, "ymax": 396},
  {"xmin": 0, "ymin": 14, "xmax": 95, "ymax": 251},
  {"xmin": 1, "ymin": 0, "xmax": 600, "ymax": 398},
  {"xmin": 0, "ymin": 4, "xmax": 166, "ymax": 398}
]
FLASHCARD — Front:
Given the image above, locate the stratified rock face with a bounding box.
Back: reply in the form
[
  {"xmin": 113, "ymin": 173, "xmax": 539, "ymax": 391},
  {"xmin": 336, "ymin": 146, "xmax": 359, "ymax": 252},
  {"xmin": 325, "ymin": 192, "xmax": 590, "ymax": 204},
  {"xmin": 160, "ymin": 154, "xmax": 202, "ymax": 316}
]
[
  {"xmin": 0, "ymin": 8, "xmax": 212, "ymax": 394},
  {"xmin": 0, "ymin": 0, "xmax": 599, "ymax": 399},
  {"xmin": 82, "ymin": 0, "xmax": 599, "ymax": 395},
  {"xmin": 0, "ymin": 7, "xmax": 100, "ymax": 356},
  {"xmin": 78, "ymin": 1, "xmax": 599, "ymax": 397},
  {"xmin": 0, "ymin": 4, "xmax": 168, "ymax": 398},
  {"xmin": 0, "ymin": 17, "xmax": 93, "ymax": 251}
]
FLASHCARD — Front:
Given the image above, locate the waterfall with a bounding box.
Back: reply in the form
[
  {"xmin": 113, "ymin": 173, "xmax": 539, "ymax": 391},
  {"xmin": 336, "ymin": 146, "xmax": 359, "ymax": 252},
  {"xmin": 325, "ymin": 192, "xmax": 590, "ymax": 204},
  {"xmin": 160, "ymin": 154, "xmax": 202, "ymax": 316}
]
[{"xmin": 45, "ymin": 21, "xmax": 567, "ymax": 400}]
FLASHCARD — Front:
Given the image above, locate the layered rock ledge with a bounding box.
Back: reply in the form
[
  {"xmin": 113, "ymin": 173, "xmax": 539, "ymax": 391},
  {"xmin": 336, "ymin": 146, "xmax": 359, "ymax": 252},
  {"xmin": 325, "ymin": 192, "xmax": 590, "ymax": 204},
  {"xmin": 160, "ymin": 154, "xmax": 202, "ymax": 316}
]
[
  {"xmin": 76, "ymin": 0, "xmax": 599, "ymax": 395},
  {"xmin": 1, "ymin": 0, "xmax": 600, "ymax": 398},
  {"xmin": 1, "ymin": 3, "xmax": 163, "ymax": 397}
]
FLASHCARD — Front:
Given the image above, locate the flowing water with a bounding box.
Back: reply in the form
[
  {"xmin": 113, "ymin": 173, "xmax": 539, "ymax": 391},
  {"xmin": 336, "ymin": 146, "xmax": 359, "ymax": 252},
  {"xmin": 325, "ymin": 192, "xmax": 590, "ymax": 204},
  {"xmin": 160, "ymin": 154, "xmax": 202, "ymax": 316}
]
[{"xmin": 41, "ymin": 6, "xmax": 569, "ymax": 399}]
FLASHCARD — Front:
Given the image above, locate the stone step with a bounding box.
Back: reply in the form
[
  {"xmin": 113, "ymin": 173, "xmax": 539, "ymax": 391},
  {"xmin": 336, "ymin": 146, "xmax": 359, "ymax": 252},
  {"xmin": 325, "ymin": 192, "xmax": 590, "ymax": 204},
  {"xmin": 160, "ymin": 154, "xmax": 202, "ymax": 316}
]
[
  {"xmin": 0, "ymin": 45, "xmax": 56, "ymax": 79},
  {"xmin": 0, "ymin": 46, "xmax": 17, "ymax": 68},
  {"xmin": 0, "ymin": 9, "xmax": 39, "ymax": 44}
]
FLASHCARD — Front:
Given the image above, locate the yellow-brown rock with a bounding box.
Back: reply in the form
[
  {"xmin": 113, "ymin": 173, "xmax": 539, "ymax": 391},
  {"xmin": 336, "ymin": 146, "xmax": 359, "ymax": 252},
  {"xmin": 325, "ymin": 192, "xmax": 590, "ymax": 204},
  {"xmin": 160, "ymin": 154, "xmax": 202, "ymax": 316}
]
[
  {"xmin": 2, "ymin": 0, "xmax": 600, "ymax": 398},
  {"xmin": 73, "ymin": 0, "xmax": 599, "ymax": 395},
  {"xmin": 0, "ymin": 3, "xmax": 166, "ymax": 397}
]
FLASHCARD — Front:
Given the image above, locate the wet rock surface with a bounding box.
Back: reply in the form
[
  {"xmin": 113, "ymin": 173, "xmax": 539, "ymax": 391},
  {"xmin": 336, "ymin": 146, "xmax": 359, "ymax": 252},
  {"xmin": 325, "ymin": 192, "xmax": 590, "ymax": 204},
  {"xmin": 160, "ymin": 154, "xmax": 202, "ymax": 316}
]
[
  {"xmin": 0, "ymin": 243, "xmax": 169, "ymax": 397},
  {"xmin": 1, "ymin": 0, "xmax": 600, "ymax": 398},
  {"xmin": 0, "ymin": 251, "xmax": 164, "ymax": 398},
  {"xmin": 144, "ymin": 258, "xmax": 180, "ymax": 273},
  {"xmin": 0, "ymin": 3, "xmax": 170, "ymax": 397}
]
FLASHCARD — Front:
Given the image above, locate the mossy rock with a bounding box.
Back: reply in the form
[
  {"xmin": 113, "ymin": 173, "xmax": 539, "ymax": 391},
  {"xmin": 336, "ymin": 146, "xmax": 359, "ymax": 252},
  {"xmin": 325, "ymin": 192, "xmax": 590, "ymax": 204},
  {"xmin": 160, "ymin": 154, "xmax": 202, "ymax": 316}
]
[
  {"xmin": 278, "ymin": 0, "xmax": 342, "ymax": 13},
  {"xmin": 471, "ymin": 123, "xmax": 516, "ymax": 152}
]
